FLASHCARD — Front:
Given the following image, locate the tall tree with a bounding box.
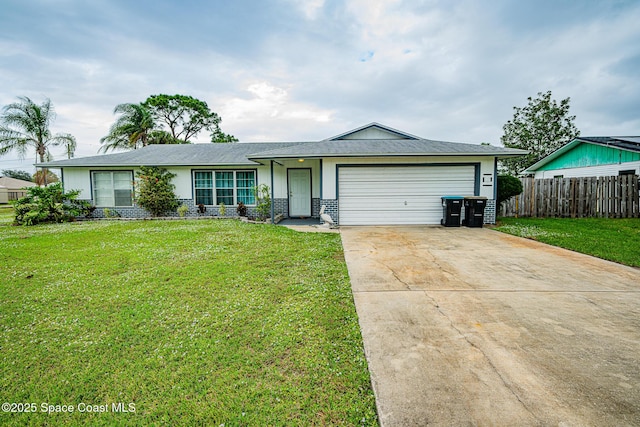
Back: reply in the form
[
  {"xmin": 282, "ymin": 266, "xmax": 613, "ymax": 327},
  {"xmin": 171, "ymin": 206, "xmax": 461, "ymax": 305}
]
[
  {"xmin": 100, "ymin": 103, "xmax": 155, "ymax": 153},
  {"xmin": 501, "ymin": 91, "xmax": 580, "ymax": 175},
  {"xmin": 1, "ymin": 169, "xmax": 33, "ymax": 182},
  {"xmin": 33, "ymin": 169, "xmax": 59, "ymax": 185},
  {"xmin": 211, "ymin": 129, "xmax": 239, "ymax": 143},
  {"xmin": 147, "ymin": 130, "xmax": 187, "ymax": 145},
  {"xmin": 62, "ymin": 136, "xmax": 77, "ymax": 159},
  {"xmin": 144, "ymin": 94, "xmax": 236, "ymax": 143},
  {"xmin": 0, "ymin": 96, "xmax": 77, "ymax": 183}
]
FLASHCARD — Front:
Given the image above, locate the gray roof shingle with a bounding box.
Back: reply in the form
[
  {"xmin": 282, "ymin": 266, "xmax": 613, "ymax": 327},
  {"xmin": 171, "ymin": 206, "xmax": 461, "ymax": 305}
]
[
  {"xmin": 248, "ymin": 139, "xmax": 527, "ymax": 158},
  {"xmin": 40, "ymin": 138, "xmax": 526, "ymax": 168},
  {"xmin": 40, "ymin": 143, "xmax": 300, "ymax": 167},
  {"xmin": 579, "ymin": 136, "xmax": 640, "ymax": 153}
]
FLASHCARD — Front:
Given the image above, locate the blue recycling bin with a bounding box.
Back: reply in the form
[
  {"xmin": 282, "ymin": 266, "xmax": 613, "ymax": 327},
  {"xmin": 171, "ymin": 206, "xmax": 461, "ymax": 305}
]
[{"xmin": 441, "ymin": 196, "xmax": 464, "ymax": 227}]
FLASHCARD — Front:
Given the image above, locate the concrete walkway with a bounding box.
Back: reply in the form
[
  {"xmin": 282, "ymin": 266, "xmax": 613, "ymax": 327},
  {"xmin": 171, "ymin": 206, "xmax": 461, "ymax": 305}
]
[{"xmin": 341, "ymin": 226, "xmax": 640, "ymax": 426}]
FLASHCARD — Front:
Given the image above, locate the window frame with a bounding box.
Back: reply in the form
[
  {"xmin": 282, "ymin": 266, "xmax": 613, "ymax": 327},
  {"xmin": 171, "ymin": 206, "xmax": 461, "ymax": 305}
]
[
  {"xmin": 192, "ymin": 169, "xmax": 257, "ymax": 206},
  {"xmin": 91, "ymin": 170, "xmax": 134, "ymax": 207}
]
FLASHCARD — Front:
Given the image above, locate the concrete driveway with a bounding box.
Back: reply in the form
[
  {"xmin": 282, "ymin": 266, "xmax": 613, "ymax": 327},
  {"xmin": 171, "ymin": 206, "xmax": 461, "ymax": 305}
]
[{"xmin": 341, "ymin": 226, "xmax": 640, "ymax": 426}]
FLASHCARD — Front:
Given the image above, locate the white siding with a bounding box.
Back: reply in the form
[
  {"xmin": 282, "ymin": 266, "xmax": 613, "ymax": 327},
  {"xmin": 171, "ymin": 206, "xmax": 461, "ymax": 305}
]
[
  {"xmin": 339, "ymin": 127, "xmax": 408, "ymax": 140},
  {"xmin": 534, "ymin": 161, "xmax": 640, "ymax": 179},
  {"xmin": 168, "ymin": 167, "xmax": 195, "ymax": 199},
  {"xmin": 338, "ymin": 165, "xmax": 476, "ymax": 225},
  {"xmin": 62, "ymin": 168, "xmax": 92, "ymax": 199},
  {"xmin": 62, "ymin": 165, "xmax": 276, "ymax": 203},
  {"xmin": 268, "ymin": 159, "xmax": 320, "ymax": 199}
]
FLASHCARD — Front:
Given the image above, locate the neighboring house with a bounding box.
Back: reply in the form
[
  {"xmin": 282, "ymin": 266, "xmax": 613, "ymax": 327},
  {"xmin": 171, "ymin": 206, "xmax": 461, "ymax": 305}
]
[
  {"xmin": 0, "ymin": 176, "xmax": 37, "ymax": 204},
  {"xmin": 524, "ymin": 136, "xmax": 640, "ymax": 178},
  {"xmin": 39, "ymin": 123, "xmax": 526, "ymax": 225}
]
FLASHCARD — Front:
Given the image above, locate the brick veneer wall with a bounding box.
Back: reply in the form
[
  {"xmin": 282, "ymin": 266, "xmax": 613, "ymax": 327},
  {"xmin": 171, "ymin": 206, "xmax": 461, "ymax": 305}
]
[
  {"xmin": 319, "ymin": 199, "xmax": 339, "ymax": 225},
  {"xmin": 484, "ymin": 199, "xmax": 496, "ymax": 224},
  {"xmin": 81, "ymin": 197, "xmax": 490, "ymax": 225},
  {"xmin": 272, "ymin": 198, "xmax": 288, "ymax": 219},
  {"xmin": 85, "ymin": 199, "xmax": 264, "ymax": 219}
]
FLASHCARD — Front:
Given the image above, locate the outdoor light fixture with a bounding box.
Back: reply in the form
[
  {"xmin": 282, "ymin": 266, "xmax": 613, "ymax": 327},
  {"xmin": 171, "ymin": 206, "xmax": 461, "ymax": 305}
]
[{"xmin": 298, "ymin": 158, "xmax": 305, "ymax": 162}]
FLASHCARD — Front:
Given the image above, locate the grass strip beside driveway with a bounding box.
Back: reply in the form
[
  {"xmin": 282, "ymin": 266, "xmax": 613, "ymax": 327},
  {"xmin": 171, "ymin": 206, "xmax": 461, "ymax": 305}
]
[
  {"xmin": 0, "ymin": 218, "xmax": 377, "ymax": 426},
  {"xmin": 495, "ymin": 217, "xmax": 640, "ymax": 268}
]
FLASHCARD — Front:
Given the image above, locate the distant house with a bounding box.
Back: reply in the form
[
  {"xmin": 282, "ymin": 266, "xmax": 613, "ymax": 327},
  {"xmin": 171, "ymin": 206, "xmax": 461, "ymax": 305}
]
[
  {"xmin": 524, "ymin": 136, "xmax": 640, "ymax": 178},
  {"xmin": 0, "ymin": 176, "xmax": 37, "ymax": 204},
  {"xmin": 39, "ymin": 123, "xmax": 526, "ymax": 225}
]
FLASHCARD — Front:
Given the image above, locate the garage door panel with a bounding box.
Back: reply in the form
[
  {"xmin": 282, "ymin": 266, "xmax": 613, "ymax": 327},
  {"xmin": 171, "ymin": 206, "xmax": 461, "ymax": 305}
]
[{"xmin": 338, "ymin": 166, "xmax": 476, "ymax": 225}]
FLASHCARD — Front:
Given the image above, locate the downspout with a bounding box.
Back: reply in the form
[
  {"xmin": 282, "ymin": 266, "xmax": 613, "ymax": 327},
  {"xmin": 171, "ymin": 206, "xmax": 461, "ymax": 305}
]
[{"xmin": 270, "ymin": 160, "xmax": 275, "ymax": 224}]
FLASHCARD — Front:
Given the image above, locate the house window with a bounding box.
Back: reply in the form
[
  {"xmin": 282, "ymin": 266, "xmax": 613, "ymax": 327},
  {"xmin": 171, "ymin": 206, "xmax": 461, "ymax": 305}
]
[
  {"xmin": 193, "ymin": 170, "xmax": 256, "ymax": 205},
  {"xmin": 92, "ymin": 171, "xmax": 133, "ymax": 207},
  {"xmin": 194, "ymin": 172, "xmax": 214, "ymax": 205},
  {"xmin": 619, "ymin": 169, "xmax": 635, "ymax": 176},
  {"xmin": 236, "ymin": 171, "xmax": 256, "ymax": 205},
  {"xmin": 215, "ymin": 171, "xmax": 234, "ymax": 205}
]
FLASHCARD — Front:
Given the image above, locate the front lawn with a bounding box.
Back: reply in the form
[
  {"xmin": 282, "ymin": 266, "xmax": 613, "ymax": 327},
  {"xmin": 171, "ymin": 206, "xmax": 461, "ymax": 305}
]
[
  {"xmin": 495, "ymin": 217, "xmax": 640, "ymax": 268},
  {"xmin": 0, "ymin": 205, "xmax": 13, "ymax": 223},
  {"xmin": 0, "ymin": 218, "xmax": 377, "ymax": 426}
]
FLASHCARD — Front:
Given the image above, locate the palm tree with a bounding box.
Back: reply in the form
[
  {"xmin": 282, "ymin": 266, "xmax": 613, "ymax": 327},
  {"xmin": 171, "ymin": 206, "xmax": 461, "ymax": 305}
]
[
  {"xmin": 0, "ymin": 96, "xmax": 77, "ymax": 183},
  {"xmin": 100, "ymin": 103, "xmax": 155, "ymax": 153},
  {"xmin": 0, "ymin": 96, "xmax": 76, "ymax": 163},
  {"xmin": 62, "ymin": 135, "xmax": 77, "ymax": 158}
]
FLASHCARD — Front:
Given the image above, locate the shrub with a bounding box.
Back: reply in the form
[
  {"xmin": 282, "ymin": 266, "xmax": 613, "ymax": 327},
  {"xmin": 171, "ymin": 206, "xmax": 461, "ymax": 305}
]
[
  {"xmin": 254, "ymin": 184, "xmax": 271, "ymax": 221},
  {"xmin": 103, "ymin": 208, "xmax": 121, "ymax": 218},
  {"xmin": 218, "ymin": 202, "xmax": 226, "ymax": 216},
  {"xmin": 236, "ymin": 202, "xmax": 247, "ymax": 217},
  {"xmin": 12, "ymin": 182, "xmax": 93, "ymax": 225},
  {"xmin": 497, "ymin": 174, "xmax": 524, "ymax": 213},
  {"xmin": 135, "ymin": 166, "xmax": 179, "ymax": 217},
  {"xmin": 177, "ymin": 204, "xmax": 189, "ymax": 218}
]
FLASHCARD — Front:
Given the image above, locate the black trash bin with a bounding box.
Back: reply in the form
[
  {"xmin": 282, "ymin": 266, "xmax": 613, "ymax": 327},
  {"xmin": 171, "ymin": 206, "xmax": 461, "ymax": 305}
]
[
  {"xmin": 462, "ymin": 196, "xmax": 487, "ymax": 227},
  {"xmin": 441, "ymin": 196, "xmax": 464, "ymax": 227}
]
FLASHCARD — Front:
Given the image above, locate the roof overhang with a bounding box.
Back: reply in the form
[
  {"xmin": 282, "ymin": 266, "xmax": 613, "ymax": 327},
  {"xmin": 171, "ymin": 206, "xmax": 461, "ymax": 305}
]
[
  {"xmin": 523, "ymin": 136, "xmax": 640, "ymax": 173},
  {"xmin": 248, "ymin": 151, "xmax": 527, "ymax": 160},
  {"xmin": 37, "ymin": 159, "xmax": 260, "ymax": 168}
]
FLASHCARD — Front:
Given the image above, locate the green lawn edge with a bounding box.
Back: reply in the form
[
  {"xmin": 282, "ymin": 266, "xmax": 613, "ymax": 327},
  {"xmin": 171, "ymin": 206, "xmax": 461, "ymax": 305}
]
[{"xmin": 494, "ymin": 217, "xmax": 640, "ymax": 268}]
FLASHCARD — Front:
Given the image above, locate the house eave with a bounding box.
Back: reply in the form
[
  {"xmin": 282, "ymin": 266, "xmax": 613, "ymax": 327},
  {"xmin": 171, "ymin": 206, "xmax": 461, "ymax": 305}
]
[
  {"xmin": 248, "ymin": 151, "xmax": 526, "ymax": 160},
  {"xmin": 38, "ymin": 161, "xmax": 260, "ymax": 168}
]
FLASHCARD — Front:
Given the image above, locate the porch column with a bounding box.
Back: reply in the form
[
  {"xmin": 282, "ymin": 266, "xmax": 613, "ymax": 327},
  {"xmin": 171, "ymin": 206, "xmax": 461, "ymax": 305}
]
[{"xmin": 270, "ymin": 160, "xmax": 275, "ymax": 224}]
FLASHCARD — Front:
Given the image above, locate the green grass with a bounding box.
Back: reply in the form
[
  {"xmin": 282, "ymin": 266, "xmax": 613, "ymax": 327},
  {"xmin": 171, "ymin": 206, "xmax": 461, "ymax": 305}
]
[
  {"xmin": 495, "ymin": 217, "xmax": 640, "ymax": 268},
  {"xmin": 0, "ymin": 205, "xmax": 13, "ymax": 223},
  {"xmin": 0, "ymin": 216, "xmax": 377, "ymax": 426}
]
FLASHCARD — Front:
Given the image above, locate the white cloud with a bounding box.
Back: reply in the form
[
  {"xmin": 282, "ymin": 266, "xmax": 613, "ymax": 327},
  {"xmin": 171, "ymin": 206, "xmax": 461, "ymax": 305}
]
[
  {"xmin": 1, "ymin": 0, "xmax": 639, "ymax": 172},
  {"xmin": 220, "ymin": 81, "xmax": 334, "ymax": 141},
  {"xmin": 287, "ymin": 0, "xmax": 325, "ymax": 20}
]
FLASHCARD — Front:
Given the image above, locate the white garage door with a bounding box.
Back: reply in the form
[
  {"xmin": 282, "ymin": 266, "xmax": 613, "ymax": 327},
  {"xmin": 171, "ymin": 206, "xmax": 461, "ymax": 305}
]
[{"xmin": 338, "ymin": 165, "xmax": 476, "ymax": 225}]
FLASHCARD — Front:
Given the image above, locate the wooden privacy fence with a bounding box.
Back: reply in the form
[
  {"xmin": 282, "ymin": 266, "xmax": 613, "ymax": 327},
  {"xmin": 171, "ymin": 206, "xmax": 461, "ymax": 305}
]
[{"xmin": 501, "ymin": 175, "xmax": 640, "ymax": 218}]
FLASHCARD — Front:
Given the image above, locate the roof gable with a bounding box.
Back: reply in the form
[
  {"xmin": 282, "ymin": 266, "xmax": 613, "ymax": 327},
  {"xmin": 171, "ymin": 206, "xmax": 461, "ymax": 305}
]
[
  {"xmin": 0, "ymin": 176, "xmax": 37, "ymax": 189},
  {"xmin": 525, "ymin": 136, "xmax": 640, "ymax": 172},
  {"xmin": 326, "ymin": 122, "xmax": 419, "ymax": 140},
  {"xmin": 39, "ymin": 123, "xmax": 528, "ymax": 168}
]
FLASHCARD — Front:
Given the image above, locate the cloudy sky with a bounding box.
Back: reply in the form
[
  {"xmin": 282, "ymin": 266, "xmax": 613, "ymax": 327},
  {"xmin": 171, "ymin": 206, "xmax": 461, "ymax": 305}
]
[{"xmin": 1, "ymin": 0, "xmax": 639, "ymax": 173}]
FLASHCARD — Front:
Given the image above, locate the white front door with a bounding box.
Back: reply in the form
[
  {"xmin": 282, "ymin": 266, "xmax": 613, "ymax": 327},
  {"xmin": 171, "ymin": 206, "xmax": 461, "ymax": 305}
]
[{"xmin": 288, "ymin": 169, "xmax": 311, "ymax": 217}]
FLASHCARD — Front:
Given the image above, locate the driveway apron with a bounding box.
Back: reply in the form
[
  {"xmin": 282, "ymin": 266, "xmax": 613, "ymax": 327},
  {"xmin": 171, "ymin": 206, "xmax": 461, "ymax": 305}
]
[{"xmin": 341, "ymin": 226, "xmax": 640, "ymax": 426}]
